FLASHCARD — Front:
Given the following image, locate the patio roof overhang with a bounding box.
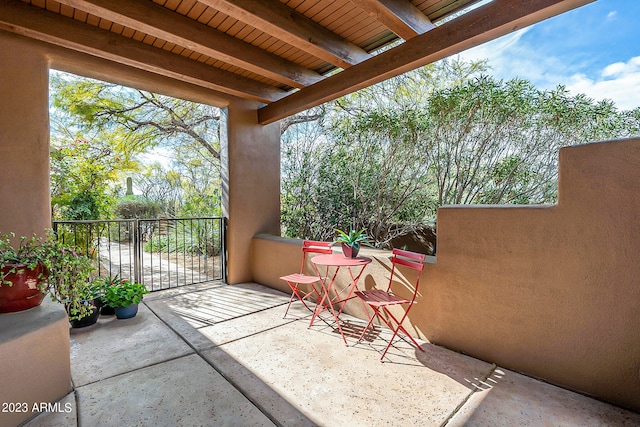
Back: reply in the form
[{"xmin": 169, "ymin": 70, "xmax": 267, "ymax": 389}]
[{"xmin": 0, "ymin": 0, "xmax": 594, "ymax": 123}]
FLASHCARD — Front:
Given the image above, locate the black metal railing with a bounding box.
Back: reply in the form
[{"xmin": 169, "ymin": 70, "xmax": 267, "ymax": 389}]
[{"xmin": 53, "ymin": 217, "xmax": 226, "ymax": 291}]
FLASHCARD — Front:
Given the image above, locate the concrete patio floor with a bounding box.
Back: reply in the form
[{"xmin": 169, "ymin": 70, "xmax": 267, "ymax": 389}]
[{"xmin": 22, "ymin": 282, "xmax": 640, "ymax": 427}]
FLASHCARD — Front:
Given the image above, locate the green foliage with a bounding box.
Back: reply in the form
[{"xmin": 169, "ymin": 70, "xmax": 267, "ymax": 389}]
[
  {"xmin": 51, "ymin": 73, "xmax": 221, "ymax": 158},
  {"xmin": 103, "ymin": 280, "xmax": 148, "ymax": 307},
  {"xmin": 50, "ymin": 71, "xmax": 222, "ymax": 220},
  {"xmin": 92, "ymin": 274, "xmax": 126, "ymax": 290},
  {"xmin": 333, "ymin": 229, "xmax": 370, "ymax": 249},
  {"xmin": 144, "ymin": 221, "xmax": 220, "ymax": 257},
  {"xmin": 50, "ymin": 137, "xmax": 126, "ymax": 220},
  {"xmin": 0, "ymin": 232, "xmax": 56, "ymax": 286},
  {"xmin": 1, "ymin": 230, "xmax": 102, "ymax": 320},
  {"xmin": 134, "ymin": 141, "xmax": 222, "ymax": 218},
  {"xmin": 115, "ymin": 196, "xmax": 161, "ymax": 219},
  {"xmin": 45, "ymin": 246, "xmax": 97, "ymax": 320},
  {"xmin": 281, "ymin": 59, "xmax": 640, "ymax": 247}
]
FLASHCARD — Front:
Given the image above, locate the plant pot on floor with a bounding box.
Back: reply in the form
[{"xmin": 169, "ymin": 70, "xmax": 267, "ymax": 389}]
[
  {"xmin": 68, "ymin": 300, "xmax": 100, "ymax": 328},
  {"xmin": 114, "ymin": 303, "xmax": 138, "ymax": 319},
  {"xmin": 103, "ymin": 280, "xmax": 148, "ymax": 320},
  {"xmin": 95, "ymin": 297, "xmax": 115, "ymax": 315}
]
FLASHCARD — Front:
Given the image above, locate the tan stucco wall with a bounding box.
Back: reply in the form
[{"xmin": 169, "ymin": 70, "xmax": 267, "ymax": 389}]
[
  {"xmin": 252, "ymin": 138, "xmax": 640, "ymax": 411},
  {"xmin": 0, "ymin": 299, "xmax": 72, "ymax": 427},
  {"xmin": 0, "ymin": 35, "xmax": 51, "ymax": 237},
  {"xmin": 425, "ymin": 138, "xmax": 640, "ymax": 411},
  {"xmin": 0, "ymin": 34, "xmax": 72, "ymax": 427},
  {"xmin": 221, "ymin": 102, "xmax": 281, "ymax": 284}
]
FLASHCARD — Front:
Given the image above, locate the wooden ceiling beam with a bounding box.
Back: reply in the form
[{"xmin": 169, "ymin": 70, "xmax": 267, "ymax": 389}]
[
  {"xmin": 258, "ymin": 0, "xmax": 595, "ymax": 124},
  {"xmin": 53, "ymin": 0, "xmax": 323, "ymax": 89},
  {"xmin": 201, "ymin": 0, "xmax": 371, "ymax": 69},
  {"xmin": 0, "ymin": 1, "xmax": 286, "ymax": 103},
  {"xmin": 350, "ymin": 0, "xmax": 435, "ymax": 40}
]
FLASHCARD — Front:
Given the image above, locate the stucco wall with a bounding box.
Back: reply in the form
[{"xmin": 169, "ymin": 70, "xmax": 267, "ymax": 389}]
[
  {"xmin": 252, "ymin": 138, "xmax": 640, "ymax": 411},
  {"xmin": 221, "ymin": 102, "xmax": 281, "ymax": 285},
  {"xmin": 0, "ymin": 299, "xmax": 72, "ymax": 427},
  {"xmin": 427, "ymin": 138, "xmax": 640, "ymax": 411},
  {"xmin": 0, "ymin": 35, "xmax": 51, "ymax": 237}
]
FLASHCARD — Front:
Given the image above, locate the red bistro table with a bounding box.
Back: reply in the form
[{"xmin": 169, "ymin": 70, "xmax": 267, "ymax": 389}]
[{"xmin": 310, "ymin": 253, "xmax": 371, "ymax": 345}]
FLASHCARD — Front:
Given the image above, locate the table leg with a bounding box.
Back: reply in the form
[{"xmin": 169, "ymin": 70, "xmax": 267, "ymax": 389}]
[
  {"xmin": 309, "ymin": 264, "xmax": 337, "ymax": 328},
  {"xmin": 308, "ymin": 265, "xmax": 352, "ymax": 345},
  {"xmin": 335, "ymin": 265, "xmax": 371, "ymax": 321}
]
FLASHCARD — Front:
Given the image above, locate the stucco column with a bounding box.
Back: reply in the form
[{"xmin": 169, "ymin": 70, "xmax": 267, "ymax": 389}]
[
  {"xmin": 220, "ymin": 100, "xmax": 280, "ymax": 284},
  {"xmin": 0, "ymin": 35, "xmax": 51, "ymax": 237}
]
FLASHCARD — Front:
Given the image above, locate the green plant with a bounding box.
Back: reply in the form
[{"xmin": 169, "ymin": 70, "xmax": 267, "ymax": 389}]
[
  {"xmin": 92, "ymin": 274, "xmax": 125, "ymax": 292},
  {"xmin": 0, "ymin": 230, "xmax": 99, "ymax": 320},
  {"xmin": 0, "ymin": 232, "xmax": 57, "ymax": 286},
  {"xmin": 104, "ymin": 280, "xmax": 149, "ymax": 308},
  {"xmin": 334, "ymin": 228, "xmax": 370, "ymax": 249},
  {"xmin": 115, "ymin": 196, "xmax": 161, "ymax": 219},
  {"xmin": 46, "ymin": 246, "xmax": 96, "ymax": 320}
]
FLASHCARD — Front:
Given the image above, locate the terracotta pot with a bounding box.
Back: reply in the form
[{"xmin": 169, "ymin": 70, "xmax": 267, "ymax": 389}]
[{"xmin": 0, "ymin": 264, "xmax": 47, "ymax": 313}]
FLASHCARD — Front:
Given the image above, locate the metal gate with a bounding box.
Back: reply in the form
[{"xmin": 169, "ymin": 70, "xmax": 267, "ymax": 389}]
[{"xmin": 53, "ymin": 217, "xmax": 226, "ymax": 291}]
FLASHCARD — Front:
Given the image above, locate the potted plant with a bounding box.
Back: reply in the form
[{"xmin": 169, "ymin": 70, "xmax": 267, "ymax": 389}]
[
  {"xmin": 0, "ymin": 230, "xmax": 104, "ymax": 326},
  {"xmin": 66, "ymin": 280, "xmax": 102, "ymax": 328},
  {"xmin": 45, "ymin": 245, "xmax": 98, "ymax": 326},
  {"xmin": 334, "ymin": 228, "xmax": 371, "ymax": 258},
  {"xmin": 103, "ymin": 279, "xmax": 148, "ymax": 319},
  {"xmin": 91, "ymin": 274, "xmax": 127, "ymax": 315},
  {"xmin": 0, "ymin": 232, "xmax": 55, "ymax": 313}
]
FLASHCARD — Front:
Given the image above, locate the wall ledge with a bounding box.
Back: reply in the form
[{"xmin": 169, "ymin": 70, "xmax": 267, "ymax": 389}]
[
  {"xmin": 0, "ymin": 299, "xmax": 72, "ymax": 426},
  {"xmin": 253, "ymin": 233, "xmax": 436, "ymax": 264}
]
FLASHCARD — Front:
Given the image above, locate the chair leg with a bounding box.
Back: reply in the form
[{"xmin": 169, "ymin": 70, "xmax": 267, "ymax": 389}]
[
  {"xmin": 394, "ymin": 324, "xmax": 424, "ymax": 351},
  {"xmin": 283, "ymin": 283, "xmax": 316, "ymax": 318},
  {"xmin": 356, "ymin": 307, "xmax": 381, "ymax": 343},
  {"xmin": 282, "ymin": 289, "xmax": 298, "ymax": 318},
  {"xmin": 282, "ymin": 282, "xmax": 320, "ymax": 319},
  {"xmin": 378, "ymin": 307, "xmax": 423, "ymax": 361}
]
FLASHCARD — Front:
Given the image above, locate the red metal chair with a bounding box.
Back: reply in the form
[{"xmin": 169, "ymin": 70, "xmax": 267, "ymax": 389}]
[
  {"xmin": 355, "ymin": 248, "xmax": 426, "ymax": 361},
  {"xmin": 280, "ymin": 240, "xmax": 333, "ymax": 318}
]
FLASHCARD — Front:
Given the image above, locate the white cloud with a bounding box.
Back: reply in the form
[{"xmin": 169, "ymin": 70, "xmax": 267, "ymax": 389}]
[
  {"xmin": 457, "ymin": 34, "xmax": 640, "ymax": 111},
  {"xmin": 457, "ymin": 28, "xmax": 569, "ymax": 87},
  {"xmin": 458, "ymin": 28, "xmax": 530, "ymax": 66},
  {"xmin": 566, "ymin": 56, "xmax": 640, "ymax": 110}
]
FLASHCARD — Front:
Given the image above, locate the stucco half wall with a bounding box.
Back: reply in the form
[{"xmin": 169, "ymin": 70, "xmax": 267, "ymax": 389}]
[{"xmin": 251, "ymin": 138, "xmax": 640, "ymax": 412}]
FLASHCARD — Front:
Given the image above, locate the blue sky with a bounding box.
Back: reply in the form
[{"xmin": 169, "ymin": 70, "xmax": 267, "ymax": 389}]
[{"xmin": 457, "ymin": 0, "xmax": 640, "ymax": 110}]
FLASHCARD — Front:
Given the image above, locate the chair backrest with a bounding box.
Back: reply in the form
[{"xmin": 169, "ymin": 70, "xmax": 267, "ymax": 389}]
[
  {"xmin": 387, "ymin": 248, "xmax": 426, "ymax": 302},
  {"xmin": 299, "ymin": 240, "xmax": 333, "ymax": 273}
]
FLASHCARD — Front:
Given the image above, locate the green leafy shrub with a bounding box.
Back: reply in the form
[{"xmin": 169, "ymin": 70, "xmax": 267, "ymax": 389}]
[
  {"xmin": 104, "ymin": 280, "xmax": 149, "ymax": 307},
  {"xmin": 115, "ymin": 196, "xmax": 161, "ymax": 219}
]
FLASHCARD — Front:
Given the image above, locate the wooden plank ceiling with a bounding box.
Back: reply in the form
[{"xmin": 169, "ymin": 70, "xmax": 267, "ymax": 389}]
[{"xmin": 0, "ymin": 0, "xmax": 594, "ymax": 124}]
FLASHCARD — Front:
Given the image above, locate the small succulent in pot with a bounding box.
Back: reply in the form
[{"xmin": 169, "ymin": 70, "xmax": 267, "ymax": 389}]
[{"xmin": 334, "ymin": 228, "xmax": 371, "ymax": 258}]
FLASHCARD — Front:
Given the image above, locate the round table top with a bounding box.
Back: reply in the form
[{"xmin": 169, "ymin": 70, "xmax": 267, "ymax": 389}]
[{"xmin": 311, "ymin": 253, "xmax": 372, "ymax": 267}]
